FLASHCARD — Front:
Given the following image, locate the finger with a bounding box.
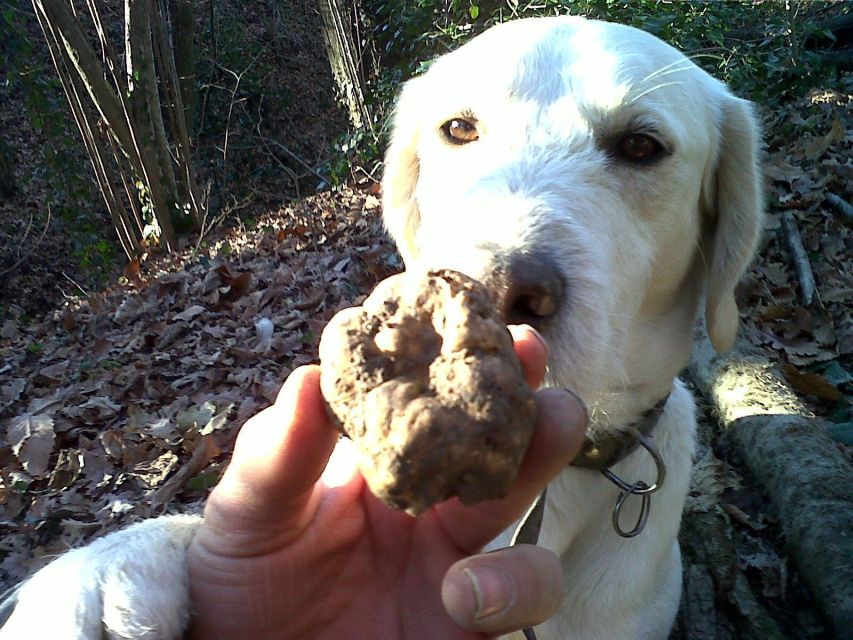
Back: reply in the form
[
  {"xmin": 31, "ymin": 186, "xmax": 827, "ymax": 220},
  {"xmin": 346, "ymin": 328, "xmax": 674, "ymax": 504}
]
[
  {"xmin": 434, "ymin": 388, "xmax": 587, "ymax": 552},
  {"xmin": 206, "ymin": 365, "xmax": 339, "ymax": 530},
  {"xmin": 508, "ymin": 324, "xmax": 548, "ymax": 389},
  {"xmin": 442, "ymin": 545, "xmax": 564, "ymax": 634}
]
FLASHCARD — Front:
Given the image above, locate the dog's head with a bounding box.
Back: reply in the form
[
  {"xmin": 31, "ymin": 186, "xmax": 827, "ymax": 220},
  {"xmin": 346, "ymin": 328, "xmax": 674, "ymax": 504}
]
[{"xmin": 382, "ymin": 17, "xmax": 763, "ymax": 420}]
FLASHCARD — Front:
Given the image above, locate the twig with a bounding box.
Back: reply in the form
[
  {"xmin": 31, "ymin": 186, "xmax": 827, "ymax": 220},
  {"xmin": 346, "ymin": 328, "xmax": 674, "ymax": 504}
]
[
  {"xmin": 254, "ymin": 135, "xmax": 328, "ymax": 185},
  {"xmin": 217, "ymin": 55, "xmax": 261, "ymax": 186},
  {"xmin": 825, "ymin": 192, "xmax": 853, "ymax": 222},
  {"xmin": 780, "ymin": 212, "xmax": 818, "ymax": 307},
  {"xmin": 61, "ymin": 272, "xmax": 90, "ymax": 298}
]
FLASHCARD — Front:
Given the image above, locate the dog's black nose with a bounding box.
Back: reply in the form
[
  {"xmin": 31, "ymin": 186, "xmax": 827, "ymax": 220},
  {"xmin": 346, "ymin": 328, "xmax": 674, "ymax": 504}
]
[{"xmin": 501, "ymin": 252, "xmax": 564, "ymax": 329}]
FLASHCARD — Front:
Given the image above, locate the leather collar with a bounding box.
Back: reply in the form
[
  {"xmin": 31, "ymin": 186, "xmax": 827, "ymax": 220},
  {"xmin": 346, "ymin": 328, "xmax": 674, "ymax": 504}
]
[{"xmin": 570, "ymin": 395, "xmax": 670, "ymax": 471}]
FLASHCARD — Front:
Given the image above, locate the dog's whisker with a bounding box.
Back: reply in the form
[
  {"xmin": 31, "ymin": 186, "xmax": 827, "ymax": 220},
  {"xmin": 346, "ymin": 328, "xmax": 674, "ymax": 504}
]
[
  {"xmin": 628, "ymin": 80, "xmax": 687, "ymax": 104},
  {"xmin": 641, "ymin": 59, "xmax": 697, "ymax": 84}
]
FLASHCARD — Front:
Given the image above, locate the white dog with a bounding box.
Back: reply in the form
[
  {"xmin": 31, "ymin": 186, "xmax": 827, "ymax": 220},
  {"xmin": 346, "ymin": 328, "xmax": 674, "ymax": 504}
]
[{"xmin": 0, "ymin": 16, "xmax": 762, "ymax": 640}]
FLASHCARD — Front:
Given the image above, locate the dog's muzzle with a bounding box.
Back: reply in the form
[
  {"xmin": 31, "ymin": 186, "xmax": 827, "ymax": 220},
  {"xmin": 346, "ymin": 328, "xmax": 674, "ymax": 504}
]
[{"xmin": 494, "ymin": 251, "xmax": 564, "ymax": 332}]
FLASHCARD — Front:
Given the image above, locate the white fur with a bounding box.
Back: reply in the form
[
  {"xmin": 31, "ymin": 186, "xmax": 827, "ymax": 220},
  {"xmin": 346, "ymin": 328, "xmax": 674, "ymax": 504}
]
[
  {"xmin": 0, "ymin": 515, "xmax": 199, "ymax": 639},
  {"xmin": 0, "ymin": 16, "xmax": 762, "ymax": 640},
  {"xmin": 382, "ymin": 16, "xmax": 762, "ymax": 639}
]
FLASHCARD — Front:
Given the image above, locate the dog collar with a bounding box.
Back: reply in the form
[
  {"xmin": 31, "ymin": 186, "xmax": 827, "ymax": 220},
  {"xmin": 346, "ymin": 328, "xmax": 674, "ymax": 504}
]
[
  {"xmin": 513, "ymin": 394, "xmax": 670, "ymax": 546},
  {"xmin": 576, "ymin": 394, "xmax": 670, "ymax": 539},
  {"xmin": 570, "ymin": 395, "xmax": 670, "ymax": 471},
  {"xmin": 513, "ymin": 395, "xmax": 670, "ymax": 640}
]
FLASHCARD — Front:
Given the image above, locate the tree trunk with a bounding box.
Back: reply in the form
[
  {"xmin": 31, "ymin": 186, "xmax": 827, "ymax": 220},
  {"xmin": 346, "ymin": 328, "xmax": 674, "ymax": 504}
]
[
  {"xmin": 32, "ymin": 0, "xmax": 203, "ymax": 253},
  {"xmin": 126, "ymin": 0, "xmax": 179, "ymax": 247},
  {"xmin": 318, "ymin": 0, "xmax": 370, "ymax": 130}
]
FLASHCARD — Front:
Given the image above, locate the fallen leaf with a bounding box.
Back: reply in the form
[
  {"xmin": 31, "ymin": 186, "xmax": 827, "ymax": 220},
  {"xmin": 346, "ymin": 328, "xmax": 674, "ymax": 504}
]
[
  {"xmin": 123, "ymin": 259, "xmax": 143, "ymax": 287},
  {"xmin": 803, "ymin": 116, "xmax": 844, "ymax": 158},
  {"xmin": 782, "ymin": 364, "xmax": 843, "ymax": 401},
  {"xmin": 1, "ymin": 318, "xmax": 21, "ymax": 339},
  {"xmin": 7, "ymin": 414, "xmax": 56, "ymax": 477},
  {"xmin": 150, "ymin": 436, "xmax": 220, "ymax": 507},
  {"xmin": 221, "ymin": 271, "xmax": 253, "ymax": 303},
  {"xmin": 174, "ymin": 304, "xmax": 206, "ymax": 322},
  {"xmin": 1, "ymin": 378, "xmax": 27, "ymax": 402}
]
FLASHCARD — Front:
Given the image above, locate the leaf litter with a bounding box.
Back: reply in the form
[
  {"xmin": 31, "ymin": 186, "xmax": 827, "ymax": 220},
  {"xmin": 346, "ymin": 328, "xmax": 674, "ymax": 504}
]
[{"xmin": 0, "ymin": 185, "xmax": 400, "ymax": 587}]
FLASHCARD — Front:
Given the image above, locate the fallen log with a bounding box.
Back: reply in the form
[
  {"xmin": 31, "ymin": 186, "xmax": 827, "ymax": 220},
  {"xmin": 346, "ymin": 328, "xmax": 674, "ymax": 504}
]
[{"xmin": 689, "ymin": 328, "xmax": 853, "ymax": 636}]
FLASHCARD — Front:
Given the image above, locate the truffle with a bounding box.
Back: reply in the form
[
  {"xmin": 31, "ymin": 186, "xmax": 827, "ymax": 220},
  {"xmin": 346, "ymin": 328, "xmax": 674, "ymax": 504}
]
[{"xmin": 319, "ymin": 269, "xmax": 537, "ymax": 515}]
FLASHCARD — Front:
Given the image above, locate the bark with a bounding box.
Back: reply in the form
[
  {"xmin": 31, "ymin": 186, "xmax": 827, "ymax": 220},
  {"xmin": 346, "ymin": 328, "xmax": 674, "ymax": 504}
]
[
  {"xmin": 318, "ymin": 0, "xmax": 370, "ymax": 130},
  {"xmin": 127, "ymin": 0, "xmax": 179, "ymax": 247},
  {"xmin": 780, "ymin": 212, "xmax": 817, "ymax": 307},
  {"xmin": 36, "ymin": 1, "xmax": 138, "ymax": 165},
  {"xmin": 33, "ymin": 1, "xmax": 140, "ymax": 257},
  {"xmin": 825, "ymin": 192, "xmax": 853, "ymax": 221},
  {"xmin": 151, "ymin": 0, "xmax": 201, "ymax": 231}
]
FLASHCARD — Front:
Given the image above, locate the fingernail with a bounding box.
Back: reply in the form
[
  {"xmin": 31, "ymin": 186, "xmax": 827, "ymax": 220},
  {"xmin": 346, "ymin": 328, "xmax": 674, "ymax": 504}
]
[
  {"xmin": 464, "ymin": 566, "xmax": 515, "ymax": 620},
  {"xmin": 562, "ymin": 388, "xmax": 589, "ymax": 425},
  {"xmin": 524, "ymin": 325, "xmax": 549, "ymax": 355},
  {"xmin": 509, "ymin": 324, "xmax": 549, "ymax": 356}
]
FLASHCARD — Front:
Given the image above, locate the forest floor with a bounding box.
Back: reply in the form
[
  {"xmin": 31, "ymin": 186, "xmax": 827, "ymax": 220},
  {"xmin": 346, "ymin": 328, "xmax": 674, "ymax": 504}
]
[{"xmin": 0, "ymin": 5, "xmax": 851, "ymax": 639}]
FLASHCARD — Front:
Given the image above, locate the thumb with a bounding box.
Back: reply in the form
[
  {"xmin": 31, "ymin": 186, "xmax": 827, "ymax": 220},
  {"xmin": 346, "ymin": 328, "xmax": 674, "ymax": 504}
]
[
  {"xmin": 201, "ymin": 366, "xmax": 340, "ymax": 549},
  {"xmin": 442, "ymin": 545, "xmax": 564, "ymax": 634}
]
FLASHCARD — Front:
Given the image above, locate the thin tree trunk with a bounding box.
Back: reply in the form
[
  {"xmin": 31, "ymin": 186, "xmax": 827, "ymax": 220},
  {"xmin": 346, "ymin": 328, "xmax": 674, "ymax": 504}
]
[
  {"xmin": 172, "ymin": 0, "xmax": 197, "ymax": 138},
  {"xmin": 152, "ymin": 0, "xmax": 201, "ymax": 230},
  {"xmin": 32, "ymin": 0, "xmax": 203, "ymax": 253},
  {"xmin": 33, "ymin": 0, "xmax": 140, "ymax": 257},
  {"xmin": 318, "ymin": 0, "xmax": 370, "ymax": 130},
  {"xmin": 126, "ymin": 0, "xmax": 179, "ymax": 246}
]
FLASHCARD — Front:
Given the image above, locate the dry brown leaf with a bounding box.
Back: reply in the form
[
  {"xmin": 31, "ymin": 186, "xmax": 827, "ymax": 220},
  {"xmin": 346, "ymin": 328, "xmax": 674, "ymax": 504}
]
[
  {"xmin": 174, "ymin": 304, "xmax": 206, "ymax": 322},
  {"xmin": 1, "ymin": 318, "xmax": 21, "ymax": 340},
  {"xmin": 803, "ymin": 116, "xmax": 844, "ymax": 158},
  {"xmin": 781, "ymin": 364, "xmax": 843, "ymax": 401},
  {"xmin": 114, "ymin": 295, "xmax": 145, "ymax": 324},
  {"xmin": 150, "ymin": 436, "xmax": 220, "ymax": 507},
  {"xmin": 222, "ymin": 271, "xmax": 252, "ymax": 302},
  {"xmin": 7, "ymin": 414, "xmax": 56, "ymax": 477},
  {"xmin": 1, "ymin": 378, "xmax": 27, "ymax": 403},
  {"xmin": 123, "ymin": 259, "xmax": 143, "ymax": 287}
]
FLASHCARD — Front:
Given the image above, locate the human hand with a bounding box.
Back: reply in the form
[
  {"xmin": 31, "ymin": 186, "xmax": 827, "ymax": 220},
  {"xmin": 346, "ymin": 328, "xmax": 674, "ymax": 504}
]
[{"xmin": 187, "ymin": 326, "xmax": 586, "ymax": 639}]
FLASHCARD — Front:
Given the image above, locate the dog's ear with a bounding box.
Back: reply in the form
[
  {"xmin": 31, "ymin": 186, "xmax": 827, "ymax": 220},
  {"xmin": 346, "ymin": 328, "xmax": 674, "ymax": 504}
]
[
  {"xmin": 702, "ymin": 95, "xmax": 764, "ymax": 353},
  {"xmin": 382, "ymin": 77, "xmax": 424, "ymax": 265}
]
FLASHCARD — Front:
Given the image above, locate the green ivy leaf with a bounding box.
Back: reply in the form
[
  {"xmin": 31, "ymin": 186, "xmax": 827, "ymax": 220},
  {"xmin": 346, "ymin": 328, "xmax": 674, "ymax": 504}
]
[{"xmin": 469, "ymin": 4, "xmax": 479, "ymax": 20}]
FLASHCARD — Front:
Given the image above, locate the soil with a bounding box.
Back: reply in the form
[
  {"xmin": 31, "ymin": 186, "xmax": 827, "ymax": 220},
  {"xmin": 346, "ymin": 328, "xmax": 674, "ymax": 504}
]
[{"xmin": 0, "ymin": 4, "xmax": 850, "ymax": 639}]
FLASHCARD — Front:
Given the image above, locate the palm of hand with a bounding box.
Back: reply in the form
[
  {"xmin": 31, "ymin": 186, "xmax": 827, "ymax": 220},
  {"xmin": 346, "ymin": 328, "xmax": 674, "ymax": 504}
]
[{"xmin": 187, "ymin": 331, "xmax": 584, "ymax": 640}]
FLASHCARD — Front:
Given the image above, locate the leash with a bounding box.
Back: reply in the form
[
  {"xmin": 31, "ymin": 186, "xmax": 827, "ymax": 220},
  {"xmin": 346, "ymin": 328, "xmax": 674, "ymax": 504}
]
[
  {"xmin": 511, "ymin": 489, "xmax": 548, "ymax": 640},
  {"xmin": 510, "ymin": 395, "xmax": 670, "ymax": 638}
]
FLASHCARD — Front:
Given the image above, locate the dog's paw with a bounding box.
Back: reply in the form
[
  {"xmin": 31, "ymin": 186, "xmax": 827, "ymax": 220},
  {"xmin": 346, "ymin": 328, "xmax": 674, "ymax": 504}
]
[{"xmin": 0, "ymin": 513, "xmax": 201, "ymax": 640}]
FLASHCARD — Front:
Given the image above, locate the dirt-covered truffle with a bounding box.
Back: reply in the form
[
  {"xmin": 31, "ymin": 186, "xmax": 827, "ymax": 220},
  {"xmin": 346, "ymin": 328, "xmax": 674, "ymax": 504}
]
[{"xmin": 319, "ymin": 269, "xmax": 537, "ymax": 515}]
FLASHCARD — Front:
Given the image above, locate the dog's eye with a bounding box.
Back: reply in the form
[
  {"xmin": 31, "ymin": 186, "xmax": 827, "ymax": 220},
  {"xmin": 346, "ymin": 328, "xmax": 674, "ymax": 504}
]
[
  {"xmin": 617, "ymin": 133, "xmax": 663, "ymax": 163},
  {"xmin": 441, "ymin": 118, "xmax": 479, "ymax": 144}
]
